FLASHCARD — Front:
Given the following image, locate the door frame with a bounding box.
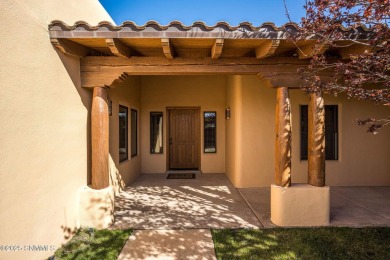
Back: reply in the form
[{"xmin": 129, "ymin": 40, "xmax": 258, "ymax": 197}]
[{"xmin": 166, "ymin": 106, "xmax": 201, "ymax": 171}]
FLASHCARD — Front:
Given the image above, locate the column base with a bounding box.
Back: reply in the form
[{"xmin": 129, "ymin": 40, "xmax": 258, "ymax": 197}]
[
  {"xmin": 271, "ymin": 184, "xmax": 330, "ymax": 227},
  {"xmin": 79, "ymin": 185, "xmax": 114, "ymax": 229}
]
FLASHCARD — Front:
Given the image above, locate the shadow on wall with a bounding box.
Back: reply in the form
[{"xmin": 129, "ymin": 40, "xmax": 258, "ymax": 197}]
[
  {"xmin": 86, "ymin": 195, "xmax": 114, "ymax": 226},
  {"xmin": 60, "ymin": 225, "xmax": 78, "ymax": 240},
  {"xmin": 60, "ymin": 187, "xmax": 116, "ymax": 244},
  {"xmin": 58, "ymin": 211, "xmax": 78, "ymax": 246},
  {"xmin": 109, "ymin": 154, "xmax": 125, "ymax": 195},
  {"xmin": 56, "ymin": 50, "xmax": 92, "ymax": 184}
]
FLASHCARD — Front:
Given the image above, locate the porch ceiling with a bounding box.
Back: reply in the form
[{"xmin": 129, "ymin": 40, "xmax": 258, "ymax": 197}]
[{"xmin": 48, "ymin": 20, "xmax": 373, "ymax": 88}]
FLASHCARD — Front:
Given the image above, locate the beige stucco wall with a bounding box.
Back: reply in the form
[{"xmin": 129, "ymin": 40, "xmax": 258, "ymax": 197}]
[
  {"xmin": 225, "ymin": 75, "xmax": 275, "ymax": 187},
  {"xmin": 140, "ymin": 76, "xmax": 226, "ymax": 173},
  {"xmin": 290, "ymin": 90, "xmax": 390, "ymax": 186},
  {"xmin": 0, "ymin": 1, "xmax": 113, "ymax": 259},
  {"xmin": 108, "ymin": 77, "xmax": 142, "ymax": 191},
  {"xmin": 225, "ymin": 75, "xmax": 390, "ymax": 188}
]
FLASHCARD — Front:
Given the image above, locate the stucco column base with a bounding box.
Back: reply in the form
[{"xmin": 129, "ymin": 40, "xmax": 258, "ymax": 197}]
[
  {"xmin": 79, "ymin": 185, "xmax": 114, "ymax": 229},
  {"xmin": 270, "ymin": 184, "xmax": 330, "ymax": 227}
]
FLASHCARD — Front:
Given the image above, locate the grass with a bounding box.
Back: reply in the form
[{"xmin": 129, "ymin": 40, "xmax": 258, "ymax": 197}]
[
  {"xmin": 212, "ymin": 227, "xmax": 390, "ymax": 260},
  {"xmin": 51, "ymin": 228, "xmax": 131, "ymax": 260}
]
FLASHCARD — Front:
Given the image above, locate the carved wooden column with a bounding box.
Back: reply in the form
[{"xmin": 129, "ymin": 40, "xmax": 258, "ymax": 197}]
[
  {"xmin": 91, "ymin": 87, "xmax": 109, "ymax": 189},
  {"xmin": 308, "ymin": 91, "xmax": 325, "ymax": 187},
  {"xmin": 275, "ymin": 86, "xmax": 292, "ymax": 187}
]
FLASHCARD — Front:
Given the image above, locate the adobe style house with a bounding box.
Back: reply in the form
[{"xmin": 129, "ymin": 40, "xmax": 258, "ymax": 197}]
[{"xmin": 1, "ymin": 1, "xmax": 389, "ymax": 259}]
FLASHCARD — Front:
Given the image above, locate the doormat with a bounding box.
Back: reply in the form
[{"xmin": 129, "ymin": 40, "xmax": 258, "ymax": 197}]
[{"xmin": 167, "ymin": 173, "xmax": 196, "ymax": 179}]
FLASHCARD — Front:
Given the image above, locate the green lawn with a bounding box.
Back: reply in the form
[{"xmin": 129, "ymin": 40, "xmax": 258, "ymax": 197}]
[
  {"xmin": 212, "ymin": 228, "xmax": 390, "ymax": 260},
  {"xmin": 51, "ymin": 228, "xmax": 131, "ymax": 260}
]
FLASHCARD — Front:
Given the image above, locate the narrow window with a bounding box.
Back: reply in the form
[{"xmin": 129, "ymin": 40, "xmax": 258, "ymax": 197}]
[
  {"xmin": 150, "ymin": 112, "xmax": 163, "ymax": 154},
  {"xmin": 119, "ymin": 105, "xmax": 128, "ymax": 163},
  {"xmin": 300, "ymin": 105, "xmax": 308, "ymax": 161},
  {"xmin": 131, "ymin": 109, "xmax": 138, "ymax": 157},
  {"xmin": 300, "ymin": 105, "xmax": 338, "ymax": 160},
  {"xmin": 204, "ymin": 112, "xmax": 216, "ymax": 153},
  {"xmin": 324, "ymin": 105, "xmax": 339, "ymax": 160}
]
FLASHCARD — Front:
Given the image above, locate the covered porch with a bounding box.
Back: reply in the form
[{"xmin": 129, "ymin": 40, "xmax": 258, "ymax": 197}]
[
  {"xmin": 49, "ymin": 20, "xmax": 336, "ymax": 188},
  {"xmin": 112, "ymin": 173, "xmax": 390, "ymax": 229},
  {"xmin": 48, "ymin": 20, "xmax": 389, "ymax": 228}
]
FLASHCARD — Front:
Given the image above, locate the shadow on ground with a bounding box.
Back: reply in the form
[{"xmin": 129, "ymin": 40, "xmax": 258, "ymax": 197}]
[
  {"xmin": 239, "ymin": 186, "xmax": 390, "ymax": 227},
  {"xmin": 110, "ymin": 174, "xmax": 261, "ymax": 230}
]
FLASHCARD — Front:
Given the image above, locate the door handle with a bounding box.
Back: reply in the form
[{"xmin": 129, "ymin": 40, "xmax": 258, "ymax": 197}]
[{"xmin": 169, "ymin": 138, "xmax": 173, "ymax": 145}]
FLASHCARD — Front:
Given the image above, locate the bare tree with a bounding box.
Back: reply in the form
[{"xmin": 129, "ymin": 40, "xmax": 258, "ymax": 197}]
[{"xmin": 284, "ymin": 0, "xmax": 389, "ymax": 133}]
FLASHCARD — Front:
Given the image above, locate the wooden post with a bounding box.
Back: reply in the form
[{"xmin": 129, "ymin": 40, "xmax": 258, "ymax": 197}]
[
  {"xmin": 91, "ymin": 87, "xmax": 109, "ymax": 189},
  {"xmin": 275, "ymin": 86, "xmax": 292, "ymax": 187},
  {"xmin": 308, "ymin": 91, "xmax": 325, "ymax": 187}
]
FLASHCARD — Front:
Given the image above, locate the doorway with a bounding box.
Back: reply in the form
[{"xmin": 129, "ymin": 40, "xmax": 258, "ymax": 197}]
[{"xmin": 167, "ymin": 107, "xmax": 200, "ymax": 170}]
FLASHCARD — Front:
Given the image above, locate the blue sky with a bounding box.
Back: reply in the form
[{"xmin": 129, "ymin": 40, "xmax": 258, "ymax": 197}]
[{"xmin": 99, "ymin": 0, "xmax": 307, "ymax": 26}]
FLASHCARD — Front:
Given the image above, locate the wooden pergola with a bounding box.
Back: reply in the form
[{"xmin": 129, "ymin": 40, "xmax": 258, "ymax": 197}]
[{"xmin": 49, "ymin": 20, "xmax": 371, "ymax": 190}]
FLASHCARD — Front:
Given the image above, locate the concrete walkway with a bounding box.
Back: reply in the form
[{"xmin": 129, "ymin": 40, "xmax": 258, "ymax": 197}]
[
  {"xmin": 118, "ymin": 229, "xmax": 216, "ymax": 260},
  {"xmin": 114, "ymin": 174, "xmax": 390, "ymax": 259},
  {"xmin": 111, "ymin": 174, "xmax": 260, "ymax": 230},
  {"xmin": 239, "ymin": 186, "xmax": 390, "ymax": 228}
]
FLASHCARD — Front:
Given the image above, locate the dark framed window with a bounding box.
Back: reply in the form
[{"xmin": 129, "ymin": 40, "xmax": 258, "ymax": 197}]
[
  {"xmin": 300, "ymin": 105, "xmax": 338, "ymax": 160},
  {"xmin": 204, "ymin": 112, "xmax": 216, "ymax": 153},
  {"xmin": 119, "ymin": 105, "xmax": 128, "ymax": 163},
  {"xmin": 150, "ymin": 112, "xmax": 163, "ymax": 154},
  {"xmin": 131, "ymin": 109, "xmax": 138, "ymax": 157}
]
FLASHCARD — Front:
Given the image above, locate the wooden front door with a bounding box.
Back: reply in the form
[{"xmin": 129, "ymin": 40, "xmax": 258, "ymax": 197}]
[{"xmin": 168, "ymin": 108, "xmax": 200, "ymax": 169}]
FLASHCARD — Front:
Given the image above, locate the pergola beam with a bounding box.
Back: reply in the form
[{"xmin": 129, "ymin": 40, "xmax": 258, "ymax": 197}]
[
  {"xmin": 298, "ymin": 42, "xmax": 331, "ymax": 59},
  {"xmin": 51, "ymin": 38, "xmax": 90, "ymax": 58},
  {"xmin": 105, "ymin": 38, "xmax": 131, "ymax": 58},
  {"xmin": 256, "ymin": 40, "xmax": 280, "ymax": 59},
  {"xmin": 81, "ymin": 65, "xmax": 298, "ymax": 88},
  {"xmin": 161, "ymin": 38, "xmax": 175, "ymax": 59},
  {"xmin": 81, "ymin": 56, "xmax": 311, "ymax": 66},
  {"xmin": 211, "ymin": 39, "xmax": 224, "ymax": 59},
  {"xmin": 81, "ymin": 61, "xmax": 306, "ymax": 88},
  {"xmin": 80, "ymin": 56, "xmax": 315, "ymax": 88},
  {"xmin": 338, "ymin": 44, "xmax": 372, "ymax": 60}
]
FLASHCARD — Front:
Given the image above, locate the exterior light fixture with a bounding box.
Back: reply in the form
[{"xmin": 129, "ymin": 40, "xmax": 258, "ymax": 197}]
[
  {"xmin": 107, "ymin": 99, "xmax": 112, "ymax": 116},
  {"xmin": 225, "ymin": 107, "xmax": 231, "ymax": 120}
]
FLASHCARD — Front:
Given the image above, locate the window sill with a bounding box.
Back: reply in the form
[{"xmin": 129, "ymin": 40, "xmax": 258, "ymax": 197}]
[{"xmin": 119, "ymin": 159, "xmax": 129, "ymax": 164}]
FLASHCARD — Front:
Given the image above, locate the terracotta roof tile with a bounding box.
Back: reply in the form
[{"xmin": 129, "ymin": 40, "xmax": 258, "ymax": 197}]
[{"xmin": 49, "ymin": 20, "xmax": 372, "ymax": 32}]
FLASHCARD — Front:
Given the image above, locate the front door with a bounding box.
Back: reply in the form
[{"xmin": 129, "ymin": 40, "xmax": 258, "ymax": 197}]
[{"xmin": 168, "ymin": 108, "xmax": 200, "ymax": 169}]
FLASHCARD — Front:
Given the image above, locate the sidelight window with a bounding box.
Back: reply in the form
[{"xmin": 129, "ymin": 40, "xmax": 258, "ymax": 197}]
[
  {"xmin": 119, "ymin": 105, "xmax": 128, "ymax": 162},
  {"xmin": 150, "ymin": 112, "xmax": 163, "ymax": 154},
  {"xmin": 131, "ymin": 109, "xmax": 138, "ymax": 157},
  {"xmin": 204, "ymin": 112, "xmax": 216, "ymax": 153}
]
